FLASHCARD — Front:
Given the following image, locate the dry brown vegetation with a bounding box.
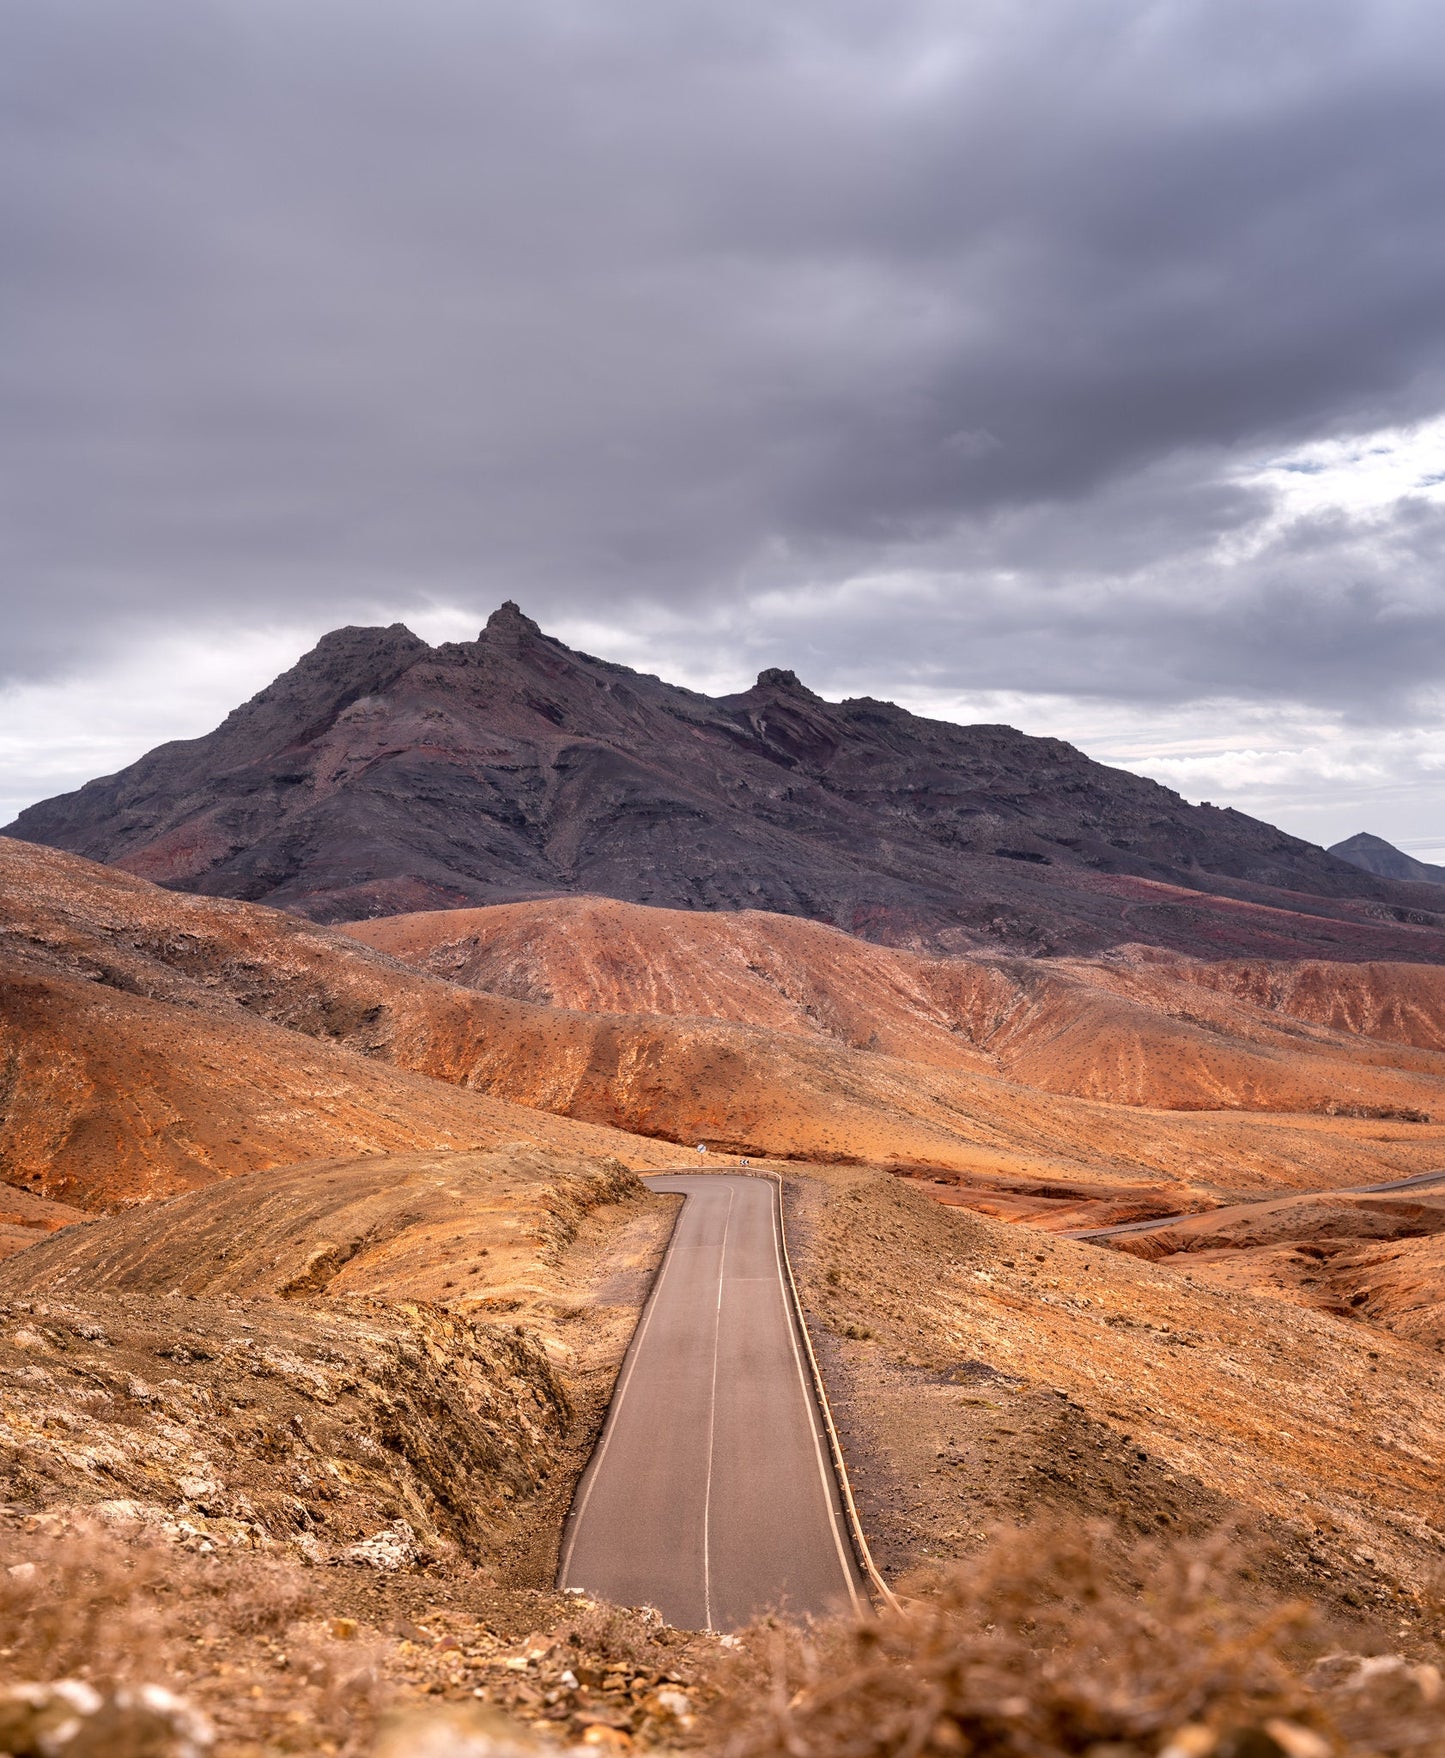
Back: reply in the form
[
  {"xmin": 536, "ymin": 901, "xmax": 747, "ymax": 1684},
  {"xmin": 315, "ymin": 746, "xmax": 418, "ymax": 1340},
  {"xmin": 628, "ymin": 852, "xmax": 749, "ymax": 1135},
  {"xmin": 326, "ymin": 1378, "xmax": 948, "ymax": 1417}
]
[
  {"xmin": 722, "ymin": 1522, "xmax": 1445, "ymax": 1758},
  {"xmin": 3, "ymin": 1509, "xmax": 1440, "ymax": 1758},
  {"xmin": 0, "ymin": 1512, "xmax": 719, "ymax": 1756}
]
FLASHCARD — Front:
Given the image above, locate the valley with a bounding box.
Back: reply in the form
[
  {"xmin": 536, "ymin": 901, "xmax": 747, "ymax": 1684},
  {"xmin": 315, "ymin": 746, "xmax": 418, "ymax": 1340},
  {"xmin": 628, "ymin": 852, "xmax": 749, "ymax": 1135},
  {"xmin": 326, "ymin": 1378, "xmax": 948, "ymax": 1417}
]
[{"xmin": 2, "ymin": 645, "xmax": 1444, "ymax": 1753}]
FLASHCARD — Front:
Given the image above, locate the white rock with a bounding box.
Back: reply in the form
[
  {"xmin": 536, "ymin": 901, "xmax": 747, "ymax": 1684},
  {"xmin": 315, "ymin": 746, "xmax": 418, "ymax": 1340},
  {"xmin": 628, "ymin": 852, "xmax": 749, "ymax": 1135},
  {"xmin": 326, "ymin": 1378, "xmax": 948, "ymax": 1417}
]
[{"xmin": 339, "ymin": 1521, "xmax": 419, "ymax": 1571}]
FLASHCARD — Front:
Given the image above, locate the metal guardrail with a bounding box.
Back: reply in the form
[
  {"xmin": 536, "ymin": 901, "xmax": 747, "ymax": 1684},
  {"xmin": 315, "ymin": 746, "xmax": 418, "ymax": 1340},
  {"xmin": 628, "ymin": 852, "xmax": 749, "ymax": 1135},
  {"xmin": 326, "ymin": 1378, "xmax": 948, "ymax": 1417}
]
[{"xmin": 765, "ymin": 1169, "xmax": 900, "ymax": 1611}]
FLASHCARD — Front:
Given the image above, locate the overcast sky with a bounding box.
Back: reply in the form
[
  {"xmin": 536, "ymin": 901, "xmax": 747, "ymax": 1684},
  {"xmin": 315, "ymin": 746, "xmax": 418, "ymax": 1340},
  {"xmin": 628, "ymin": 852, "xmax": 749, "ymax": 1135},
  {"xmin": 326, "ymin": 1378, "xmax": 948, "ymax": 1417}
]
[{"xmin": 4, "ymin": 0, "xmax": 1445, "ymax": 856}]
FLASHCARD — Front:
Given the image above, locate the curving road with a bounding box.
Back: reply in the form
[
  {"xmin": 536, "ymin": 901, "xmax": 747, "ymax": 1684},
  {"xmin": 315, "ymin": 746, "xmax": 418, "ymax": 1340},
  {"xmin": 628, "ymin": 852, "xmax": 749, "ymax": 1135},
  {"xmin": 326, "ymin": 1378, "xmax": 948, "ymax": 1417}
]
[
  {"xmin": 558, "ymin": 1173, "xmax": 864, "ymax": 1630},
  {"xmin": 1068, "ymin": 1166, "xmax": 1445, "ymax": 1241}
]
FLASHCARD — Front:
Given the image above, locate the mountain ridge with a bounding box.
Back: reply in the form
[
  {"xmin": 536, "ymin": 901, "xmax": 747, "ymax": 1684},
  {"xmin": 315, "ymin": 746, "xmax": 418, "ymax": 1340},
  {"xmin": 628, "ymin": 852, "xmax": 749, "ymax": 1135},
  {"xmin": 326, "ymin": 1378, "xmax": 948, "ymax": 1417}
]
[{"xmin": 7, "ymin": 603, "xmax": 1445, "ymax": 960}]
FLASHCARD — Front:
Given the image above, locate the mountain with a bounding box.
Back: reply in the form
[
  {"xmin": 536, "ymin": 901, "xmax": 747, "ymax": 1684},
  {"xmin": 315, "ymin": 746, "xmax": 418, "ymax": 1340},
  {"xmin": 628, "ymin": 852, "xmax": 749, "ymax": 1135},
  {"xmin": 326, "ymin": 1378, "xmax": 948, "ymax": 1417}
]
[
  {"xmin": 1329, "ymin": 830, "xmax": 1445, "ymax": 886},
  {"xmin": 7, "ymin": 602, "xmax": 1445, "ymax": 959}
]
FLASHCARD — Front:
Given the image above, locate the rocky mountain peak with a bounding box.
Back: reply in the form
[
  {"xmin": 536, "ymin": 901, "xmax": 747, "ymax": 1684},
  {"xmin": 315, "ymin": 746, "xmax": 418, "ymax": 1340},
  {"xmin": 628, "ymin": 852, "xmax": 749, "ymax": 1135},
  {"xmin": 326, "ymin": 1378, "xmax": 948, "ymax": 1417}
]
[
  {"xmin": 6, "ymin": 608, "xmax": 1442, "ymax": 959},
  {"xmin": 753, "ymin": 666, "xmax": 820, "ymax": 698},
  {"xmin": 483, "ymin": 600, "xmax": 544, "ymax": 646},
  {"xmin": 1329, "ymin": 832, "xmax": 1445, "ymax": 887}
]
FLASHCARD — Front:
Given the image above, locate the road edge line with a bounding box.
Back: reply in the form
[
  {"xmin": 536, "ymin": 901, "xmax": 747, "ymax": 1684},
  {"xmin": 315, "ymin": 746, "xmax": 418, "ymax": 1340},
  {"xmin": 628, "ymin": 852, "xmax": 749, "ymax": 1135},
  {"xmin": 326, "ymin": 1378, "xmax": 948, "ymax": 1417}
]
[{"xmin": 768, "ymin": 1169, "xmax": 899, "ymax": 1612}]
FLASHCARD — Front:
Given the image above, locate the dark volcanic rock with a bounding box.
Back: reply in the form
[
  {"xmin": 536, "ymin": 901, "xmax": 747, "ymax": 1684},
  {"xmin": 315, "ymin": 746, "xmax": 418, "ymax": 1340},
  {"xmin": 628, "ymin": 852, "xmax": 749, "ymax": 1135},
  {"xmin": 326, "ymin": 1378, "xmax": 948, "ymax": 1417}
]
[
  {"xmin": 8, "ymin": 604, "xmax": 1445, "ymax": 959},
  {"xmin": 1330, "ymin": 831, "xmax": 1445, "ymax": 887}
]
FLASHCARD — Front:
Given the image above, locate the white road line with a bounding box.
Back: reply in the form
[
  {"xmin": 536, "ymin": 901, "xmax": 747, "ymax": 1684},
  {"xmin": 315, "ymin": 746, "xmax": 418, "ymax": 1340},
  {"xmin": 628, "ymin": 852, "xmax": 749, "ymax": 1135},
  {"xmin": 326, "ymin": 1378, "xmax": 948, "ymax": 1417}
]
[
  {"xmin": 700, "ymin": 1182, "xmax": 735, "ymax": 1631},
  {"xmin": 557, "ymin": 1190, "xmax": 687, "ymax": 1589},
  {"xmin": 767, "ymin": 1178, "xmax": 864, "ymax": 1613}
]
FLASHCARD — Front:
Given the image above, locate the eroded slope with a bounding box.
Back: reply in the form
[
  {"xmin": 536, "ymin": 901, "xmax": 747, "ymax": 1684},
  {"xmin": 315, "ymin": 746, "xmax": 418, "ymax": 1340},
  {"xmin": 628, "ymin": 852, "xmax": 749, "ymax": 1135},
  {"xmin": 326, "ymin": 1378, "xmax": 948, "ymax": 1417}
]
[
  {"xmin": 7, "ymin": 840, "xmax": 1445, "ymax": 1221},
  {"xmin": 0, "ymin": 1146, "xmax": 679, "ymax": 1585}
]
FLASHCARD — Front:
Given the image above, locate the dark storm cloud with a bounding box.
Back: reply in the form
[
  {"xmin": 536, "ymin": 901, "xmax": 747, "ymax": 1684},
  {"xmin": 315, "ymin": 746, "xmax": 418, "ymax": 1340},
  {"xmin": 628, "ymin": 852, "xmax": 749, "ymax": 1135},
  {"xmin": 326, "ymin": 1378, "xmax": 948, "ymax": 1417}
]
[{"xmin": 4, "ymin": 0, "xmax": 1445, "ymax": 712}]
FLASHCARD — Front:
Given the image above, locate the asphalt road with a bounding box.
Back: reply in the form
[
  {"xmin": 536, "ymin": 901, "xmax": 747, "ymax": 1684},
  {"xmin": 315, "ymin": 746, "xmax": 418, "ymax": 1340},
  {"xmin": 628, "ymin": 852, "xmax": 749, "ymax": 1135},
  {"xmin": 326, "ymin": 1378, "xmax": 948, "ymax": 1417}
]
[
  {"xmin": 1068, "ymin": 1166, "xmax": 1445, "ymax": 1240},
  {"xmin": 558, "ymin": 1173, "xmax": 864, "ymax": 1630}
]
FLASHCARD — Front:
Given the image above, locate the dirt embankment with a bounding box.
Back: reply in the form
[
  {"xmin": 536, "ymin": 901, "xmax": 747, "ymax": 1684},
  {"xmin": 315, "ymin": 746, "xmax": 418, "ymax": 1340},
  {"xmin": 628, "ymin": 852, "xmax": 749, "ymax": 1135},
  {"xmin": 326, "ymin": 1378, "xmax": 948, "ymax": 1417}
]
[
  {"xmin": 0, "ymin": 1145, "xmax": 737, "ymax": 1754},
  {"xmin": 0, "ymin": 1146, "xmax": 678, "ymax": 1587},
  {"xmin": 778, "ymin": 1161, "xmax": 1445, "ymax": 1628}
]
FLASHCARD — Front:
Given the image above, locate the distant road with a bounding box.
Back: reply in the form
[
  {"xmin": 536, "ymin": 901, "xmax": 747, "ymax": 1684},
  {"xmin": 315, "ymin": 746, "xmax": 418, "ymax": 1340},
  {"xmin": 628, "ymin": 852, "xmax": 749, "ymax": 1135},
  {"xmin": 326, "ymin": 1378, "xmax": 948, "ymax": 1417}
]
[
  {"xmin": 1068, "ymin": 1166, "xmax": 1445, "ymax": 1241},
  {"xmin": 558, "ymin": 1173, "xmax": 864, "ymax": 1630}
]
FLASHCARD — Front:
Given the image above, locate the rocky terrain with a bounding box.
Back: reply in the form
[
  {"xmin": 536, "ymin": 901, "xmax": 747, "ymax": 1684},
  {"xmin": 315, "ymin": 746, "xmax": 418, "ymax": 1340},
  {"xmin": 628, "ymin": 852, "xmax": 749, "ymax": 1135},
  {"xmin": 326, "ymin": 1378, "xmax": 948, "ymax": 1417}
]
[
  {"xmin": 783, "ymin": 1162, "xmax": 1445, "ymax": 1624},
  {"xmin": 2, "ymin": 848, "xmax": 1445, "ymax": 1750},
  {"xmin": 2, "ymin": 1151, "xmax": 1442, "ymax": 1757},
  {"xmin": 0, "ymin": 1147, "xmax": 673, "ymax": 1577},
  {"xmin": 1330, "ymin": 832, "xmax": 1445, "ymax": 886},
  {"xmin": 4, "ymin": 798, "xmax": 1445, "ymax": 1756},
  {"xmin": 0, "ymin": 1146, "xmax": 724, "ymax": 1754},
  {"xmin": 8, "ymin": 604, "xmax": 1445, "ymax": 961},
  {"xmin": 8, "ymin": 839, "xmax": 1445, "ymax": 1235}
]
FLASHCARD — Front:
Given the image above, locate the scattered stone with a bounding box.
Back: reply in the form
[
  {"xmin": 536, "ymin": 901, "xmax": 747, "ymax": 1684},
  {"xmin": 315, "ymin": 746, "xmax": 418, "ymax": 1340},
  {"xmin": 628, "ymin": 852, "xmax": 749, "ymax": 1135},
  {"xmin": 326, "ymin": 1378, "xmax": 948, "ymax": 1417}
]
[
  {"xmin": 371, "ymin": 1701, "xmax": 538, "ymax": 1757},
  {"xmin": 0, "ymin": 1680, "xmax": 213, "ymax": 1758},
  {"xmin": 1307, "ymin": 1651, "xmax": 1443, "ymax": 1703},
  {"xmin": 1258, "ymin": 1721, "xmax": 1332, "ymax": 1758},
  {"xmin": 1159, "ymin": 1727, "xmax": 1218, "ymax": 1758}
]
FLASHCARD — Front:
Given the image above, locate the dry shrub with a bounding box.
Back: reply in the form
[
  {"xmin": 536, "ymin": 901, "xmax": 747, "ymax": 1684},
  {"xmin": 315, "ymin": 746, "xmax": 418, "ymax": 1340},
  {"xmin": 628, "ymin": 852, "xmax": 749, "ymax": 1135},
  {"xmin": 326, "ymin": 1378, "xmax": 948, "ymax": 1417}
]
[
  {"xmin": 0, "ymin": 1522, "xmax": 175, "ymax": 1685},
  {"xmin": 0, "ymin": 1520, "xmax": 317, "ymax": 1686},
  {"xmin": 557, "ymin": 1596, "xmax": 682, "ymax": 1672},
  {"xmin": 282, "ymin": 1621, "xmax": 393, "ymax": 1733},
  {"xmin": 0, "ymin": 1521, "xmax": 392, "ymax": 1754},
  {"xmin": 723, "ymin": 1520, "xmax": 1444, "ymax": 1758}
]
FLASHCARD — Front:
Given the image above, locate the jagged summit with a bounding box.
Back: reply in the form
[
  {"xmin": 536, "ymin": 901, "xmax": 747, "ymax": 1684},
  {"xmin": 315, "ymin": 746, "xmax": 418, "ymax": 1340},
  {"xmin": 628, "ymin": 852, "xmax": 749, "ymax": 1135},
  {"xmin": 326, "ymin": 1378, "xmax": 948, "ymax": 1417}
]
[
  {"xmin": 481, "ymin": 599, "xmax": 544, "ymax": 645},
  {"xmin": 6, "ymin": 606, "xmax": 1444, "ymax": 959},
  {"xmin": 753, "ymin": 666, "xmax": 816, "ymax": 694}
]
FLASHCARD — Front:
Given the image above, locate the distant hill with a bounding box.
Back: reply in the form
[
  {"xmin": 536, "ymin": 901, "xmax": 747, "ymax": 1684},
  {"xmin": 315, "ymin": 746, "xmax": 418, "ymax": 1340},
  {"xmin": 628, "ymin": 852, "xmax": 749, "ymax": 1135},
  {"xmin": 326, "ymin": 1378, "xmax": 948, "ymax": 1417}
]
[
  {"xmin": 1329, "ymin": 831, "xmax": 1445, "ymax": 887},
  {"xmin": 6, "ymin": 602, "xmax": 1445, "ymax": 960}
]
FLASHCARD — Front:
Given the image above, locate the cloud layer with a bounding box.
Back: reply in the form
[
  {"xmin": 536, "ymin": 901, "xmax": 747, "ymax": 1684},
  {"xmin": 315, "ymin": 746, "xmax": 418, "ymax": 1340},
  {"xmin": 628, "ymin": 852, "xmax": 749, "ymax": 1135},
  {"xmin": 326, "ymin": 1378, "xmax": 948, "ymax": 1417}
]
[{"xmin": 3, "ymin": 0, "xmax": 1445, "ymax": 844}]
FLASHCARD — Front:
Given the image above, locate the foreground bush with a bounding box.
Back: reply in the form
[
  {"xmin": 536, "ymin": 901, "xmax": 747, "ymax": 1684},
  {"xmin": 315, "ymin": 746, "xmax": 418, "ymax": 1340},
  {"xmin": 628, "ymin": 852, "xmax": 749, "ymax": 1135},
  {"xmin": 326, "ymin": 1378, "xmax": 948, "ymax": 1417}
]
[{"xmin": 724, "ymin": 1522, "xmax": 1444, "ymax": 1758}]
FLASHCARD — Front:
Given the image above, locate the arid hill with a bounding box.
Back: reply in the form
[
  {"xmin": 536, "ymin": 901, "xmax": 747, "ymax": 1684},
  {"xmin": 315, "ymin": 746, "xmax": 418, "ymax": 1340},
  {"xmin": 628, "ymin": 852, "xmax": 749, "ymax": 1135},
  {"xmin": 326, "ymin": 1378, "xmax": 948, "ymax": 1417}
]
[
  {"xmin": 10, "ymin": 838, "xmax": 1445, "ymax": 1241},
  {"xmin": 1093, "ymin": 1180, "xmax": 1445, "ymax": 1349},
  {"xmin": 786, "ymin": 1163, "xmax": 1445, "ymax": 1623},
  {"xmin": 1330, "ymin": 830, "xmax": 1445, "ymax": 885},
  {"xmin": 0, "ymin": 1145, "xmax": 706, "ymax": 1752},
  {"xmin": 0, "ymin": 839, "xmax": 689, "ymax": 1211},
  {"xmin": 348, "ymin": 892, "xmax": 1445, "ymax": 1124},
  {"xmin": 8, "ymin": 603, "xmax": 1445, "ymax": 960},
  {"xmin": 0, "ymin": 1147, "xmax": 671, "ymax": 1569}
]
